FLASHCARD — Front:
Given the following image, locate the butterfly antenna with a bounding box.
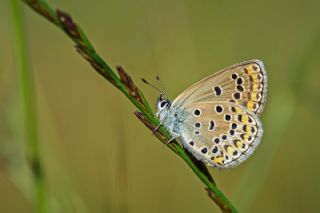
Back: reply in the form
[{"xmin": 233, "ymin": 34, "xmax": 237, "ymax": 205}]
[
  {"xmin": 156, "ymin": 76, "xmax": 169, "ymax": 99},
  {"xmin": 141, "ymin": 78, "xmax": 165, "ymax": 95}
]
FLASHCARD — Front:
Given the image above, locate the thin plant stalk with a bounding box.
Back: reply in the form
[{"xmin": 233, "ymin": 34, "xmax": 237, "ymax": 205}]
[
  {"xmin": 22, "ymin": 0, "xmax": 237, "ymax": 212},
  {"xmin": 116, "ymin": 115, "xmax": 128, "ymax": 213},
  {"xmin": 10, "ymin": 0, "xmax": 48, "ymax": 212}
]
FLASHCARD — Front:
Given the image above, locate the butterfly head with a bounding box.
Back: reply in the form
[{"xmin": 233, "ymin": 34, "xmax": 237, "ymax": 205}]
[
  {"xmin": 156, "ymin": 94, "xmax": 172, "ymax": 122},
  {"xmin": 141, "ymin": 77, "xmax": 172, "ymax": 120},
  {"xmin": 156, "ymin": 94, "xmax": 171, "ymax": 112}
]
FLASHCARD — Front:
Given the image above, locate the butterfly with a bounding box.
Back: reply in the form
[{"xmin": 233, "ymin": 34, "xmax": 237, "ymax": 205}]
[{"xmin": 155, "ymin": 59, "xmax": 267, "ymax": 169}]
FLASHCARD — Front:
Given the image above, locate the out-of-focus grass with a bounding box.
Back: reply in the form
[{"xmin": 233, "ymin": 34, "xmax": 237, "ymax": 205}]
[
  {"xmin": 10, "ymin": 0, "xmax": 48, "ymax": 212},
  {"xmin": 114, "ymin": 113, "xmax": 128, "ymax": 213}
]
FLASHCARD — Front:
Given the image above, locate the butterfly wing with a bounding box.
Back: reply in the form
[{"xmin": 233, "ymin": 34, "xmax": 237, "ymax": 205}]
[
  {"xmin": 177, "ymin": 101, "xmax": 263, "ymax": 168},
  {"xmin": 172, "ymin": 59, "xmax": 267, "ymax": 115}
]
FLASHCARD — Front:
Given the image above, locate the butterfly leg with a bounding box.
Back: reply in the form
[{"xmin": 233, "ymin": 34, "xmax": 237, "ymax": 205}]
[
  {"xmin": 152, "ymin": 124, "xmax": 161, "ymax": 134},
  {"xmin": 152, "ymin": 112, "xmax": 167, "ymax": 134},
  {"xmin": 166, "ymin": 132, "xmax": 180, "ymax": 145}
]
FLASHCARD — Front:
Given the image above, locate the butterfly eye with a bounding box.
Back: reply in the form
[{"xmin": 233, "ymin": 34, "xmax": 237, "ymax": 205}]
[{"xmin": 160, "ymin": 101, "xmax": 168, "ymax": 108}]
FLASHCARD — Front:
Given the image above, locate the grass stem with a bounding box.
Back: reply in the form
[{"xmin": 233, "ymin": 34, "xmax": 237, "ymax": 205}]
[{"xmin": 10, "ymin": 0, "xmax": 48, "ymax": 212}]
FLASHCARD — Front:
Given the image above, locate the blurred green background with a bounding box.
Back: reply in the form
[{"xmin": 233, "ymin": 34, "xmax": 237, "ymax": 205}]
[{"xmin": 1, "ymin": 0, "xmax": 320, "ymax": 212}]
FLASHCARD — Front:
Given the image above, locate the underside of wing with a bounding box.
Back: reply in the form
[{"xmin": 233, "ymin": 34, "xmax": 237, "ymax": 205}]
[
  {"xmin": 172, "ymin": 59, "xmax": 267, "ymax": 115},
  {"xmin": 177, "ymin": 101, "xmax": 263, "ymax": 169}
]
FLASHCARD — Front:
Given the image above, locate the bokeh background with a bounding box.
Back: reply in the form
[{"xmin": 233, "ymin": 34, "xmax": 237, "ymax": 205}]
[{"xmin": 1, "ymin": 0, "xmax": 320, "ymax": 212}]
